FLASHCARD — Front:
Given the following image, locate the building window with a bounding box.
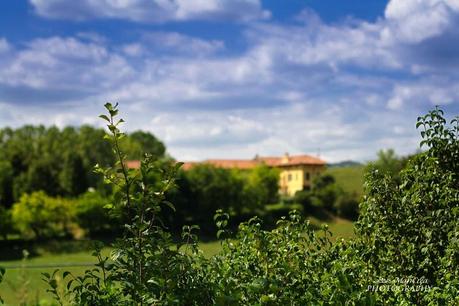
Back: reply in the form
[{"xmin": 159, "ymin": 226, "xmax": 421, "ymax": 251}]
[
  {"xmin": 288, "ymin": 174, "xmax": 292, "ymax": 181},
  {"xmin": 295, "ymin": 173, "xmax": 298, "ymax": 180},
  {"xmin": 305, "ymin": 172, "xmax": 310, "ymax": 181}
]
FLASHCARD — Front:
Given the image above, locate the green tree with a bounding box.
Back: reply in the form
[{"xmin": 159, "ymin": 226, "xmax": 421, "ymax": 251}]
[
  {"xmin": 0, "ymin": 161, "xmax": 13, "ymax": 208},
  {"xmin": 366, "ymin": 148, "xmax": 411, "ymax": 183},
  {"xmin": 11, "ymin": 191, "xmax": 76, "ymax": 239},
  {"xmin": 75, "ymin": 191, "xmax": 119, "ymax": 237},
  {"xmin": 60, "ymin": 152, "xmax": 88, "ymax": 196},
  {"xmin": 185, "ymin": 164, "xmax": 245, "ymax": 225},
  {"xmin": 130, "ymin": 130, "xmax": 166, "ymax": 158},
  {"xmin": 245, "ymin": 165, "xmax": 279, "ymax": 207},
  {"xmin": 0, "ymin": 206, "xmax": 13, "ymax": 240},
  {"xmin": 0, "ymin": 124, "xmax": 166, "ymax": 206}
]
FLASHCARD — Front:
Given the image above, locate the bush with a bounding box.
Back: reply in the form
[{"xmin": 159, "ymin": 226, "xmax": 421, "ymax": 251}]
[
  {"xmin": 208, "ymin": 211, "xmax": 374, "ymax": 305},
  {"xmin": 356, "ymin": 107, "xmax": 459, "ymax": 304},
  {"xmin": 11, "ymin": 191, "xmax": 76, "ymax": 239},
  {"xmin": 333, "ymin": 191, "xmax": 359, "ymax": 220},
  {"xmin": 293, "ymin": 190, "xmax": 312, "ymax": 210},
  {"xmin": 294, "ymin": 176, "xmax": 360, "ymax": 219}
]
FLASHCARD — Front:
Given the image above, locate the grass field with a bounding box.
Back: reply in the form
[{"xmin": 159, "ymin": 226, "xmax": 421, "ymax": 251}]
[
  {"xmin": 0, "ymin": 250, "xmax": 108, "ymax": 305},
  {"xmin": 324, "ymin": 165, "xmax": 366, "ymax": 197},
  {"xmin": 0, "ymin": 219, "xmax": 354, "ymax": 305}
]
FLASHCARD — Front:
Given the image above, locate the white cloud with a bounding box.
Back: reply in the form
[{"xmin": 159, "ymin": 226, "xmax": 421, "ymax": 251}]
[
  {"xmin": 245, "ymin": 19, "xmax": 401, "ymax": 71},
  {"xmin": 383, "ymin": 0, "xmax": 459, "ymax": 44},
  {"xmin": 141, "ymin": 31, "xmax": 224, "ymax": 56},
  {"xmin": 387, "ymin": 81, "xmax": 459, "ymax": 110},
  {"xmin": 2, "ymin": 0, "xmax": 459, "ymax": 162},
  {"xmin": 122, "ymin": 43, "xmax": 146, "ymax": 57},
  {"xmin": 0, "ymin": 37, "xmax": 133, "ymax": 93},
  {"xmin": 30, "ymin": 0, "xmax": 270, "ymax": 23},
  {"xmin": 0, "ymin": 38, "xmax": 10, "ymax": 53}
]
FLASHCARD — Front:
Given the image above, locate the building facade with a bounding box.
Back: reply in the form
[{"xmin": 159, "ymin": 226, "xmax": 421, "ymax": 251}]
[{"xmin": 183, "ymin": 153, "xmax": 326, "ymax": 196}]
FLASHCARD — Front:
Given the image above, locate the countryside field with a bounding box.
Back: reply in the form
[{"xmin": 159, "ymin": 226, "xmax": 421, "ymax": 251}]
[{"xmin": 324, "ymin": 165, "xmax": 365, "ymax": 197}]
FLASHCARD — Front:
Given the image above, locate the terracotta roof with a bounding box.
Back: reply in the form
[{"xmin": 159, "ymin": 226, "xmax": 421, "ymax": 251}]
[
  {"xmin": 125, "ymin": 160, "xmax": 141, "ymax": 169},
  {"xmin": 182, "ymin": 154, "xmax": 325, "ymax": 170},
  {"xmin": 260, "ymin": 155, "xmax": 326, "ymax": 167},
  {"xmin": 125, "ymin": 154, "xmax": 325, "ymax": 171},
  {"xmin": 182, "ymin": 162, "xmax": 198, "ymax": 170},
  {"xmin": 203, "ymin": 159, "xmax": 259, "ymax": 170}
]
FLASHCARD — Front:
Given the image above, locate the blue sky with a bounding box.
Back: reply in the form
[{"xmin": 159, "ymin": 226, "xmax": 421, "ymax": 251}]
[{"xmin": 0, "ymin": 0, "xmax": 458, "ymax": 162}]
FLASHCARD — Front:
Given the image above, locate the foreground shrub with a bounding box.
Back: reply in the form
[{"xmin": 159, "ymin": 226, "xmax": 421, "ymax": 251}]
[
  {"xmin": 209, "ymin": 210, "xmax": 375, "ymax": 305},
  {"xmin": 356, "ymin": 107, "xmax": 459, "ymax": 304}
]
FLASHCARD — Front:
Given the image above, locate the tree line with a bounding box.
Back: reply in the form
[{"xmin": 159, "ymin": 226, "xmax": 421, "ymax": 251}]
[
  {"xmin": 0, "ymin": 125, "xmax": 165, "ymax": 207},
  {"xmin": 0, "ymin": 124, "xmax": 283, "ymax": 239},
  {"xmin": 0, "ymin": 123, "xmax": 411, "ymax": 240}
]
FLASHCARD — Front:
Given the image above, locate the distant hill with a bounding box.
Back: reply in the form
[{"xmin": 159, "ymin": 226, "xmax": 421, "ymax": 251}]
[
  {"xmin": 327, "ymin": 160, "xmax": 362, "ymax": 168},
  {"xmin": 324, "ymin": 164, "xmax": 365, "ymax": 197}
]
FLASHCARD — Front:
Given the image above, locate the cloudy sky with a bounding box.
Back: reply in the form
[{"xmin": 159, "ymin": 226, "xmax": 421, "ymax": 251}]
[{"xmin": 1, "ymin": 0, "xmax": 459, "ymax": 162}]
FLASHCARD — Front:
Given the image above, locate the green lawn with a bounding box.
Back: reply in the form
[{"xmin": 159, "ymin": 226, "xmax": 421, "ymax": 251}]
[
  {"xmin": 0, "ymin": 250, "xmax": 107, "ymax": 305},
  {"xmin": 0, "ymin": 218, "xmax": 354, "ymax": 305},
  {"xmin": 325, "ymin": 165, "xmax": 365, "ymax": 197}
]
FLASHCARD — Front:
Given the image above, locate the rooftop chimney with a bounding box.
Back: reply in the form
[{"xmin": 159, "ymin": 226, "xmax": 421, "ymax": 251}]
[{"xmin": 281, "ymin": 152, "xmax": 290, "ymax": 164}]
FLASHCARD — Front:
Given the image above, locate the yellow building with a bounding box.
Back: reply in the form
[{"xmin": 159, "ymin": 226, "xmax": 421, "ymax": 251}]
[{"xmin": 183, "ymin": 153, "xmax": 326, "ymax": 196}]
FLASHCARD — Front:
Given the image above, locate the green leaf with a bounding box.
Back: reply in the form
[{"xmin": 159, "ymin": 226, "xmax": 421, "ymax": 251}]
[
  {"xmin": 162, "ymin": 200, "xmax": 176, "ymax": 212},
  {"xmin": 104, "ymin": 102, "xmax": 113, "ymax": 111},
  {"xmin": 67, "ymin": 279, "xmax": 74, "ymax": 290},
  {"xmin": 99, "ymin": 114, "xmax": 110, "ymax": 122}
]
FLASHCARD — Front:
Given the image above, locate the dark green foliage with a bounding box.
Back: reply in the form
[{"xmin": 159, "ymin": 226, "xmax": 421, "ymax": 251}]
[
  {"xmin": 60, "ymin": 152, "xmax": 88, "ymax": 196},
  {"xmin": 172, "ymin": 164, "xmax": 279, "ymax": 233},
  {"xmin": 123, "ymin": 130, "xmax": 166, "ymax": 160},
  {"xmin": 45, "ymin": 103, "xmax": 213, "ymax": 305},
  {"xmin": 183, "ymin": 165, "xmax": 246, "ymax": 223},
  {"xmin": 210, "ymin": 212, "xmax": 375, "ymax": 305},
  {"xmin": 0, "ymin": 161, "xmax": 14, "ymax": 208},
  {"xmin": 75, "ymin": 191, "xmax": 121, "ymax": 237},
  {"xmin": 244, "ymin": 165, "xmax": 280, "ymax": 207},
  {"xmin": 294, "ymin": 174, "xmax": 359, "ymax": 219},
  {"xmin": 0, "ymin": 206, "xmax": 13, "ymax": 240},
  {"xmin": 356, "ymin": 107, "xmax": 459, "ymax": 304},
  {"xmin": 0, "ymin": 124, "xmax": 166, "ymax": 208},
  {"xmin": 333, "ymin": 191, "xmax": 359, "ymax": 220}
]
